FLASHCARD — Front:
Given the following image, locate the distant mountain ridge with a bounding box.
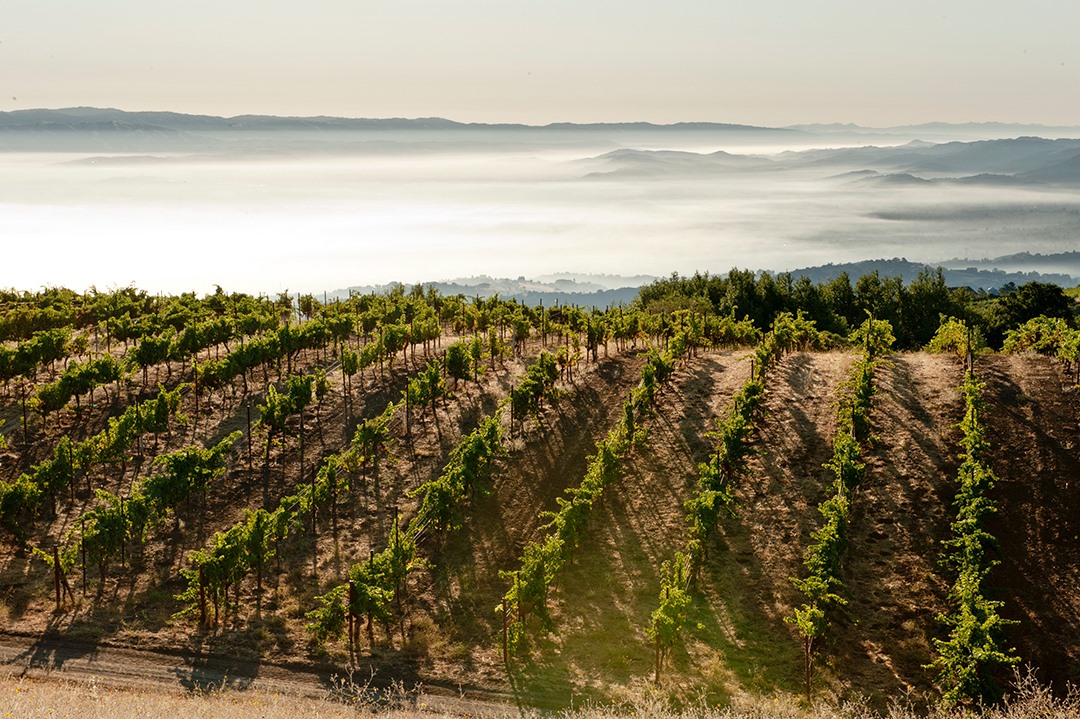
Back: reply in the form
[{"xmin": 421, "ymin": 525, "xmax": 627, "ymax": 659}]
[
  {"xmin": 327, "ymin": 274, "xmax": 657, "ymax": 308},
  {"xmin": 580, "ymin": 147, "xmax": 776, "ymax": 178},
  {"xmin": 6, "ymin": 108, "xmax": 1080, "ymax": 136},
  {"xmin": 322, "ymin": 254, "xmax": 1080, "ymax": 307},
  {"xmin": 789, "ymin": 120, "xmax": 1080, "ymax": 140},
  {"xmin": 578, "ymin": 137, "xmax": 1080, "ymax": 184},
  {"xmin": 0, "ymin": 107, "xmax": 808, "ymax": 153},
  {"xmin": 8, "ymin": 109, "xmax": 1080, "ymax": 173},
  {"xmin": 785, "ymin": 257, "xmax": 1077, "ymax": 291},
  {"xmin": 0, "ymin": 107, "xmax": 792, "ymax": 134}
]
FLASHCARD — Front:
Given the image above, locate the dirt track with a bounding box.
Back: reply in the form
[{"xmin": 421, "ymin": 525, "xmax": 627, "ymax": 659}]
[{"xmin": 0, "ymin": 630, "xmax": 519, "ymax": 715}]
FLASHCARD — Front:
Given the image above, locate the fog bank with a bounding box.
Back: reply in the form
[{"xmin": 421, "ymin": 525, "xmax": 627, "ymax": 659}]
[{"xmin": 4, "ymin": 128, "xmax": 1079, "ymax": 295}]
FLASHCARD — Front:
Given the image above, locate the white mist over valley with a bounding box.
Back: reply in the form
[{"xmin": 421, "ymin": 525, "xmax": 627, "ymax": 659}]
[{"xmin": 3, "ymin": 110, "xmax": 1080, "ymax": 295}]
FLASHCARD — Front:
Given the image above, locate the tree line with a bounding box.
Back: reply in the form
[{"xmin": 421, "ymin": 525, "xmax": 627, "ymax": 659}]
[{"xmin": 638, "ymin": 268, "xmax": 1077, "ymax": 350}]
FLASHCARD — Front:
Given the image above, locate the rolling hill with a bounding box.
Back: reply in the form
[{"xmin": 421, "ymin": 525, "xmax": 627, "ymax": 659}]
[{"xmin": 1, "ymin": 291, "xmax": 1077, "ymax": 711}]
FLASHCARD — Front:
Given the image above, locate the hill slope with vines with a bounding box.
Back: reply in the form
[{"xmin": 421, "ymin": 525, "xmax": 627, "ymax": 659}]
[{"xmin": 0, "ymin": 284, "xmax": 1078, "ymax": 712}]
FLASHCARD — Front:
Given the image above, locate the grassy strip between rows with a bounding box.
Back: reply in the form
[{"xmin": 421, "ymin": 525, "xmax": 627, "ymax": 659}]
[
  {"xmin": 648, "ymin": 311, "xmax": 822, "ymax": 681},
  {"xmin": 787, "ymin": 317, "xmax": 894, "ymax": 700},
  {"xmin": 4, "ymin": 668, "xmax": 1078, "ymax": 719},
  {"xmin": 496, "ymin": 333, "xmax": 692, "ymax": 658}
]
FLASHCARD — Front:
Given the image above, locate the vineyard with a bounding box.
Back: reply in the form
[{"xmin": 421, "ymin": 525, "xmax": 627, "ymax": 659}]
[{"xmin": 0, "ymin": 282, "xmax": 1079, "ymax": 712}]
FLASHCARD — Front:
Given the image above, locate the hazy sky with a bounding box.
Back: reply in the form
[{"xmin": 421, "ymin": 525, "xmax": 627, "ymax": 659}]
[{"xmin": 4, "ymin": 1, "xmax": 1079, "ymax": 125}]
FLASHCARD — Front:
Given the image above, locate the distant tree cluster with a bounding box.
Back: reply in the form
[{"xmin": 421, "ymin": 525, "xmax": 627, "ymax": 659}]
[{"xmin": 636, "ymin": 269, "xmax": 1077, "ymax": 350}]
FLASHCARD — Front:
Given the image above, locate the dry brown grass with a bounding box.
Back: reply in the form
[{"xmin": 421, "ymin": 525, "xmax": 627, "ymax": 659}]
[
  {"xmin": 2, "ymin": 670, "xmax": 1077, "ymax": 719},
  {"xmin": 2, "ymin": 675, "xmax": 347, "ymax": 719}
]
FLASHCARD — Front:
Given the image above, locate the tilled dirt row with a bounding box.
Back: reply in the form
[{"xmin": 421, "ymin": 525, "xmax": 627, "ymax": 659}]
[
  {"xmin": 835, "ymin": 352, "xmax": 962, "ymax": 698},
  {"xmin": 979, "ymin": 353, "xmax": 1080, "ymax": 690}
]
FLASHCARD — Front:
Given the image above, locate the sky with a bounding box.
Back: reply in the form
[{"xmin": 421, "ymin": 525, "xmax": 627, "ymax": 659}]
[{"xmin": 3, "ymin": 0, "xmax": 1080, "ymax": 126}]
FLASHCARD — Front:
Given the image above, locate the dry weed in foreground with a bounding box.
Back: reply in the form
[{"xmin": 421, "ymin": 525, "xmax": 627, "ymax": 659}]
[
  {"xmin": 1, "ymin": 670, "xmax": 1077, "ymax": 719},
  {"xmin": 1, "ymin": 675, "xmax": 353, "ymax": 719}
]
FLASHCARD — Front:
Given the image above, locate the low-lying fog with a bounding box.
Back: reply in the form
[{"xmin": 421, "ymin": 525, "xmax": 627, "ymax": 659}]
[{"xmin": 4, "ymin": 135, "xmax": 1080, "ymax": 295}]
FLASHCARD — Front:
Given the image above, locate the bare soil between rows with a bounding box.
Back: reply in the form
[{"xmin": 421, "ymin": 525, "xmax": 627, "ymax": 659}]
[{"xmin": 3, "ymin": 347, "xmax": 1078, "ymax": 706}]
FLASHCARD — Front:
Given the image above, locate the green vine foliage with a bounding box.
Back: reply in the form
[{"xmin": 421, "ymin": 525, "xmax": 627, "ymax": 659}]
[
  {"xmin": 35, "ymin": 355, "xmax": 123, "ymax": 415},
  {"xmin": 31, "ymin": 541, "xmax": 79, "ymax": 579},
  {"xmin": 340, "ymin": 347, "xmax": 360, "ymax": 378},
  {"xmin": 80, "ymin": 489, "xmax": 134, "ymax": 570},
  {"xmin": 176, "ymin": 436, "xmax": 352, "ymax": 625},
  {"xmin": 928, "ymin": 367, "xmax": 1019, "ymax": 707},
  {"xmin": 306, "ymin": 583, "xmax": 349, "ymax": 643},
  {"xmin": 406, "ymin": 360, "xmax": 446, "ymax": 415},
  {"xmin": 928, "ymin": 316, "xmax": 988, "ymax": 358},
  {"xmin": 140, "ymin": 431, "xmax": 242, "ymax": 515},
  {"xmin": 444, "ymin": 340, "xmax": 472, "ymax": 385},
  {"xmin": 347, "ymin": 403, "xmax": 395, "ymax": 474},
  {"xmin": 234, "ymin": 347, "xmax": 547, "ymax": 644},
  {"xmin": 194, "ymin": 317, "xmax": 350, "ymax": 392},
  {"xmin": 850, "ymin": 315, "xmax": 896, "ymax": 359},
  {"xmin": 69, "ymin": 432, "xmax": 242, "ymax": 576},
  {"xmin": 411, "ymin": 414, "xmax": 503, "ymax": 535},
  {"xmin": 308, "ymin": 347, "xmax": 559, "ymax": 654},
  {"xmin": 1002, "ymin": 315, "xmax": 1080, "ymax": 373},
  {"xmin": 509, "ymin": 352, "xmax": 559, "ymax": 423},
  {"xmin": 309, "ymin": 410, "xmax": 505, "ymax": 645},
  {"xmin": 0, "ymin": 327, "xmax": 72, "ymax": 385},
  {"xmin": 1002, "ymin": 315, "xmax": 1072, "ymax": 355},
  {"xmin": 787, "ymin": 316, "xmax": 889, "ymax": 700},
  {"xmin": 647, "ymin": 552, "xmax": 693, "ymax": 681},
  {"xmin": 0, "ymin": 384, "xmax": 186, "ymax": 539}
]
